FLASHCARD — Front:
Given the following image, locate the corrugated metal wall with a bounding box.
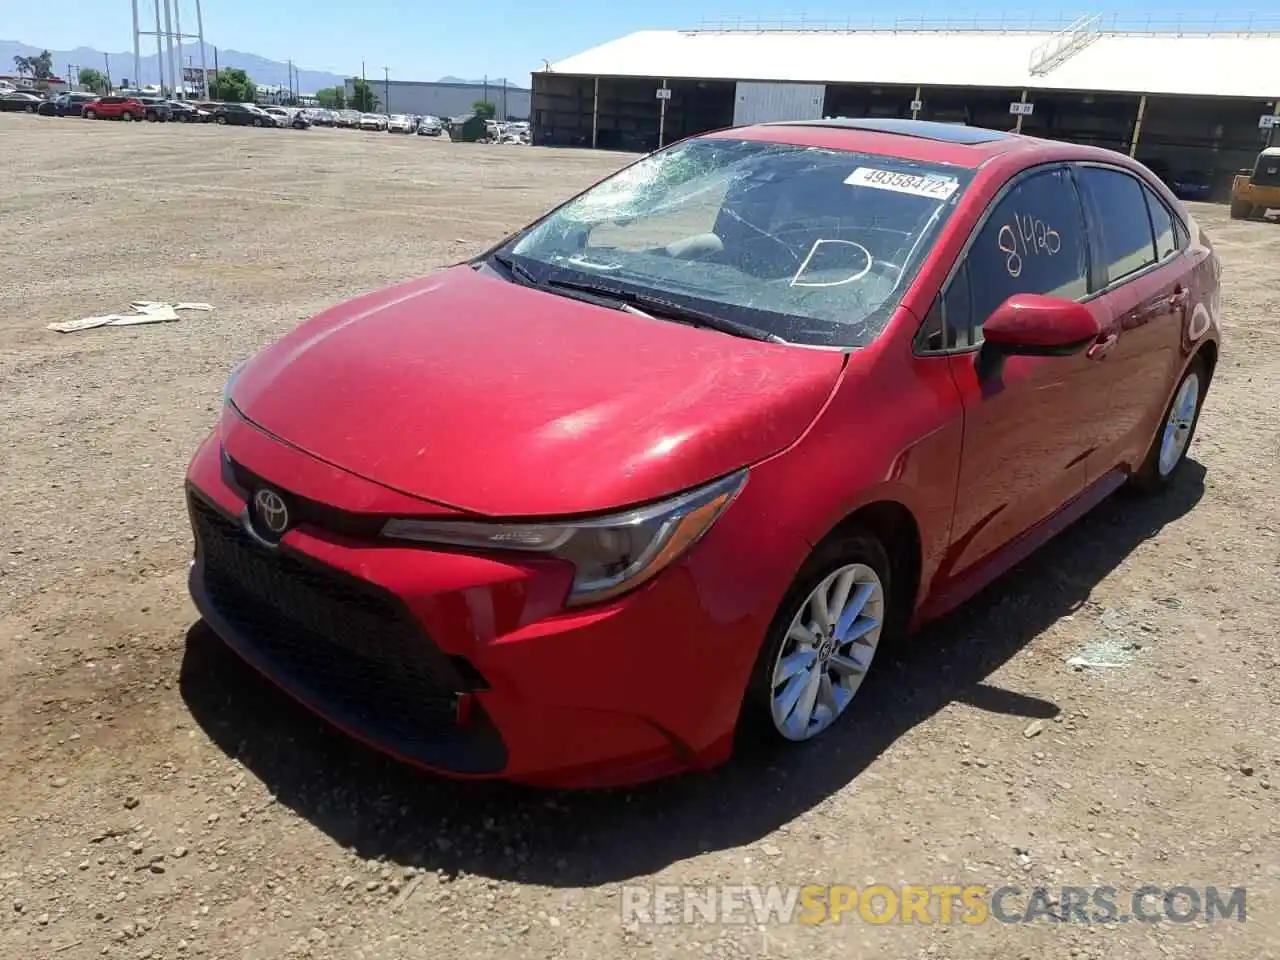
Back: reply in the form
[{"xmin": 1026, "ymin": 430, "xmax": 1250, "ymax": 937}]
[
  {"xmin": 731, "ymin": 81, "xmax": 827, "ymax": 125},
  {"xmin": 342, "ymin": 80, "xmax": 532, "ymax": 120}
]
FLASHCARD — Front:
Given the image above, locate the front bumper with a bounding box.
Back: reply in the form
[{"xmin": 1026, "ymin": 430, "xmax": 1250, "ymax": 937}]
[{"xmin": 184, "ymin": 421, "xmax": 804, "ymax": 788}]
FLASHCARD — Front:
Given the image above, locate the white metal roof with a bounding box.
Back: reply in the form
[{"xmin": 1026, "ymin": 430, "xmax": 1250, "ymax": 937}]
[{"xmin": 545, "ymin": 29, "xmax": 1280, "ymax": 99}]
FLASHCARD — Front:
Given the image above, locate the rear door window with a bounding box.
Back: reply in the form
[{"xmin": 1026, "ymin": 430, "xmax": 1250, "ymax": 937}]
[
  {"xmin": 1143, "ymin": 187, "xmax": 1181, "ymax": 261},
  {"xmin": 1076, "ymin": 167, "xmax": 1158, "ymax": 284}
]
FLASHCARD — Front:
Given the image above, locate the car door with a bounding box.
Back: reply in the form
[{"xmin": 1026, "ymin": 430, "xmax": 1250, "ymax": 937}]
[
  {"xmin": 930, "ymin": 164, "xmax": 1111, "ymax": 579},
  {"xmin": 1073, "ymin": 164, "xmax": 1187, "ymax": 479}
]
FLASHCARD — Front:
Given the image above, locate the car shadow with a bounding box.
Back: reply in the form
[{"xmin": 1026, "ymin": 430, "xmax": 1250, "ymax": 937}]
[{"xmin": 179, "ymin": 461, "xmax": 1205, "ymax": 886}]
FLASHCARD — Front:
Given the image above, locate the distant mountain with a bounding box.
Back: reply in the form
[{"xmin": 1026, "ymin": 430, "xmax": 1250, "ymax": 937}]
[
  {"xmin": 2, "ymin": 39, "xmax": 529, "ymax": 92},
  {"xmin": 2, "ymin": 38, "xmax": 347, "ymax": 92}
]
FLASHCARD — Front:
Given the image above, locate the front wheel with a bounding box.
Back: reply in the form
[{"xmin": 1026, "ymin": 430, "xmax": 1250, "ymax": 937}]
[
  {"xmin": 121, "ymin": 112, "xmax": 135, "ymax": 122},
  {"xmin": 746, "ymin": 530, "xmax": 891, "ymax": 744},
  {"xmin": 253, "ymin": 117, "xmax": 263, "ymax": 127},
  {"xmin": 1229, "ymin": 198, "xmax": 1252, "ymax": 220},
  {"xmin": 25, "ymin": 104, "xmax": 36, "ymax": 114},
  {"xmin": 1130, "ymin": 356, "xmax": 1207, "ymax": 493}
]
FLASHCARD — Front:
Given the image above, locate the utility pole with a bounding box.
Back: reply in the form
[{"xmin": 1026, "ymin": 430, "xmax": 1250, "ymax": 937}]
[
  {"xmin": 162, "ymin": 0, "xmax": 178, "ymax": 101},
  {"xmin": 130, "ymin": 0, "xmax": 141, "ymax": 93},
  {"xmin": 361, "ymin": 60, "xmax": 366, "ymax": 110},
  {"xmin": 103, "ymin": 53, "xmax": 112, "ymax": 91},
  {"xmin": 383, "ymin": 66, "xmax": 390, "ymax": 114},
  {"xmin": 287, "ymin": 59, "xmax": 293, "ymax": 102},
  {"xmin": 173, "ymin": 0, "xmax": 185, "ymax": 97},
  {"xmin": 195, "ymin": 0, "xmax": 208, "ymax": 99},
  {"xmin": 152, "ymin": 0, "xmax": 165, "ymax": 93}
]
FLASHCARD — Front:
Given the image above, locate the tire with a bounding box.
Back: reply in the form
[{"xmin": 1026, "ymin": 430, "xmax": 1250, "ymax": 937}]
[
  {"xmin": 180, "ymin": 114, "xmax": 189, "ymax": 122},
  {"xmin": 146, "ymin": 111, "xmax": 157, "ymax": 122},
  {"xmin": 744, "ymin": 529, "xmax": 894, "ymax": 746},
  {"xmin": 25, "ymin": 105, "xmax": 35, "ymax": 114},
  {"xmin": 253, "ymin": 117, "xmax": 262, "ymax": 127},
  {"xmin": 84, "ymin": 109, "xmax": 97, "ymax": 120},
  {"xmin": 1229, "ymin": 198, "xmax": 1252, "ymax": 220},
  {"xmin": 1129, "ymin": 355, "xmax": 1208, "ymax": 493},
  {"xmin": 215, "ymin": 115, "xmax": 226, "ymax": 125},
  {"xmin": 121, "ymin": 112, "xmax": 135, "ymax": 122}
]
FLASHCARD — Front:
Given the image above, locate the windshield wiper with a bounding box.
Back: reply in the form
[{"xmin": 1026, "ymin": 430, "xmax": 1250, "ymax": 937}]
[
  {"xmin": 543, "ymin": 278, "xmax": 787, "ymax": 344},
  {"xmin": 488, "ymin": 251, "xmax": 540, "ymax": 287}
]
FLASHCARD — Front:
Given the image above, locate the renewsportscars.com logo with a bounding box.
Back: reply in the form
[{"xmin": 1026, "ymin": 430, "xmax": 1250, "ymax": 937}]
[{"xmin": 620, "ymin": 884, "xmax": 1247, "ymax": 926}]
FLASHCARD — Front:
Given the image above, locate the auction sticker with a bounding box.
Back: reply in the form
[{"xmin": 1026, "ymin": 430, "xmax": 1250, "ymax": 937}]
[{"xmin": 845, "ymin": 167, "xmax": 959, "ymax": 200}]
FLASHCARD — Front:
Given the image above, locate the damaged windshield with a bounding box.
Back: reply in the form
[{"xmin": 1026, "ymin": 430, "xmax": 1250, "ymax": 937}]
[{"xmin": 502, "ymin": 137, "xmax": 973, "ymax": 347}]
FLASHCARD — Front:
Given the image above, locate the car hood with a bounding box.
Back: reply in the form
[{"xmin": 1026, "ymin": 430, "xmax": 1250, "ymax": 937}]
[{"xmin": 230, "ymin": 265, "xmax": 845, "ymax": 517}]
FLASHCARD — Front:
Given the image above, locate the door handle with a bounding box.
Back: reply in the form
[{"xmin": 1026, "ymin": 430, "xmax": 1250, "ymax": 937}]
[
  {"xmin": 1168, "ymin": 289, "xmax": 1189, "ymax": 310},
  {"xmin": 1086, "ymin": 334, "xmax": 1118, "ymax": 360}
]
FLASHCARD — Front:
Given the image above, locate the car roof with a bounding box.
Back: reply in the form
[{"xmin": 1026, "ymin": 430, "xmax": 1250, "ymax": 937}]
[
  {"xmin": 1260, "ymin": 147, "xmax": 1280, "ymax": 159},
  {"xmin": 715, "ymin": 116, "xmax": 1143, "ymax": 170}
]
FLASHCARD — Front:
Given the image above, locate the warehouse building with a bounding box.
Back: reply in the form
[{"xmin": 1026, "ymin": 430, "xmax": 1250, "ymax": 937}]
[
  {"xmin": 532, "ymin": 17, "xmax": 1280, "ymax": 197},
  {"xmin": 343, "ymin": 78, "xmax": 531, "ymax": 121}
]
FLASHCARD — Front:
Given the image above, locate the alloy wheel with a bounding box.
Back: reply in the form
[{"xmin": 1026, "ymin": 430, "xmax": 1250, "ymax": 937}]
[
  {"xmin": 770, "ymin": 562, "xmax": 885, "ymax": 741},
  {"xmin": 1158, "ymin": 370, "xmax": 1200, "ymax": 477}
]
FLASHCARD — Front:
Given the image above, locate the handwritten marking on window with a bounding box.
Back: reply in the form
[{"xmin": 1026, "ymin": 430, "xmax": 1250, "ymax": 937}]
[{"xmin": 996, "ymin": 213, "xmax": 1062, "ymax": 278}]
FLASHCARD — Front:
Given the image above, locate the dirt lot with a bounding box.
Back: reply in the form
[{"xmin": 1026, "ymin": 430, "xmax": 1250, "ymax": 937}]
[{"xmin": 1, "ymin": 115, "xmax": 1277, "ymax": 960}]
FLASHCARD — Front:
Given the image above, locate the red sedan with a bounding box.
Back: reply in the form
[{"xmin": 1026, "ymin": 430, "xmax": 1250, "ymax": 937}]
[{"xmin": 186, "ymin": 118, "xmax": 1220, "ymax": 788}]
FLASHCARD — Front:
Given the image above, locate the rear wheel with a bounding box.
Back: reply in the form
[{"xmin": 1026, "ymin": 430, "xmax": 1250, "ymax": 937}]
[
  {"xmin": 253, "ymin": 117, "xmax": 263, "ymax": 127},
  {"xmin": 746, "ymin": 530, "xmax": 892, "ymax": 744},
  {"xmin": 24, "ymin": 104, "xmax": 35, "ymax": 114},
  {"xmin": 1130, "ymin": 356, "xmax": 1207, "ymax": 493},
  {"xmin": 1229, "ymin": 198, "xmax": 1252, "ymax": 219},
  {"xmin": 84, "ymin": 109, "xmax": 97, "ymax": 120},
  {"xmin": 215, "ymin": 115, "xmax": 226, "ymax": 125}
]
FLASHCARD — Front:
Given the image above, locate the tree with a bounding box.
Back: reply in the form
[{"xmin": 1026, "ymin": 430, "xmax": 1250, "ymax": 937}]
[
  {"xmin": 472, "ymin": 99, "xmax": 496, "ymax": 120},
  {"xmin": 349, "ymin": 79, "xmax": 380, "ymax": 112},
  {"xmin": 78, "ymin": 67, "xmax": 109, "ymax": 94},
  {"xmin": 315, "ymin": 86, "xmax": 346, "ymax": 109},
  {"xmin": 13, "ymin": 50, "xmax": 54, "ymax": 81},
  {"xmin": 208, "ymin": 67, "xmax": 255, "ymax": 103}
]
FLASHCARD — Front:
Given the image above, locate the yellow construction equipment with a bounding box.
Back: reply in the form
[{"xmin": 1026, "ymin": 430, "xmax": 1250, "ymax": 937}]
[{"xmin": 1230, "ymin": 147, "xmax": 1280, "ymax": 220}]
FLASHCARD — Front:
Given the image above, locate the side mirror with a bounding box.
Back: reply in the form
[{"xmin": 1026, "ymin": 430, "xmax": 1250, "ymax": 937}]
[{"xmin": 976, "ymin": 294, "xmax": 1099, "ymax": 380}]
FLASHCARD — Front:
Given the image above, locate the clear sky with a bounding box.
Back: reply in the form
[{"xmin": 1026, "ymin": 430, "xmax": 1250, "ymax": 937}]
[{"xmin": 5, "ymin": 0, "xmax": 1272, "ymax": 83}]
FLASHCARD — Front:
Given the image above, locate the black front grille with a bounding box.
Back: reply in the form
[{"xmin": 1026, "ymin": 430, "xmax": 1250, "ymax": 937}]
[{"xmin": 187, "ymin": 491, "xmax": 506, "ymax": 773}]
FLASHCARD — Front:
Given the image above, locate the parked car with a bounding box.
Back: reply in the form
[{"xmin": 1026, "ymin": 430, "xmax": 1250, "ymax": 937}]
[
  {"xmin": 167, "ymin": 100, "xmax": 211, "ymax": 122},
  {"xmin": 416, "ymin": 115, "xmax": 443, "ymax": 136},
  {"xmin": 386, "ymin": 113, "xmax": 414, "ymax": 133},
  {"xmin": 185, "ymin": 118, "xmax": 1221, "ymax": 788},
  {"xmin": 207, "ymin": 102, "xmax": 274, "ymax": 127},
  {"xmin": 304, "ymin": 108, "xmax": 334, "ymax": 126},
  {"xmin": 0, "ymin": 92, "xmax": 43, "ymax": 113},
  {"xmin": 37, "ymin": 92, "xmax": 96, "ymax": 117},
  {"xmin": 133, "ymin": 96, "xmax": 173, "ymax": 122},
  {"xmin": 1169, "ymin": 171, "xmax": 1212, "ymax": 202},
  {"xmin": 358, "ymin": 112, "xmax": 387, "ymax": 131},
  {"xmin": 82, "ymin": 96, "xmax": 148, "ymax": 121},
  {"xmin": 262, "ymin": 106, "xmax": 292, "ymax": 126},
  {"xmin": 334, "ymin": 109, "xmax": 360, "ymax": 128}
]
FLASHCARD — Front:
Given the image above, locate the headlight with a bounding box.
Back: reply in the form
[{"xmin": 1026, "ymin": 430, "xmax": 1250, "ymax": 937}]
[{"xmin": 382, "ymin": 470, "xmax": 748, "ymax": 606}]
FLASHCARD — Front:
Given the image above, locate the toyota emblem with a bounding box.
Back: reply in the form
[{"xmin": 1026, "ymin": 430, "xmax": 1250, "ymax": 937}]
[{"xmin": 253, "ymin": 488, "xmax": 290, "ymax": 536}]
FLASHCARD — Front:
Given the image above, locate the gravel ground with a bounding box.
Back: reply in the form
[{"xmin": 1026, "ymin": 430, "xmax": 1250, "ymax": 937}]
[{"xmin": 1, "ymin": 114, "xmax": 1278, "ymax": 960}]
